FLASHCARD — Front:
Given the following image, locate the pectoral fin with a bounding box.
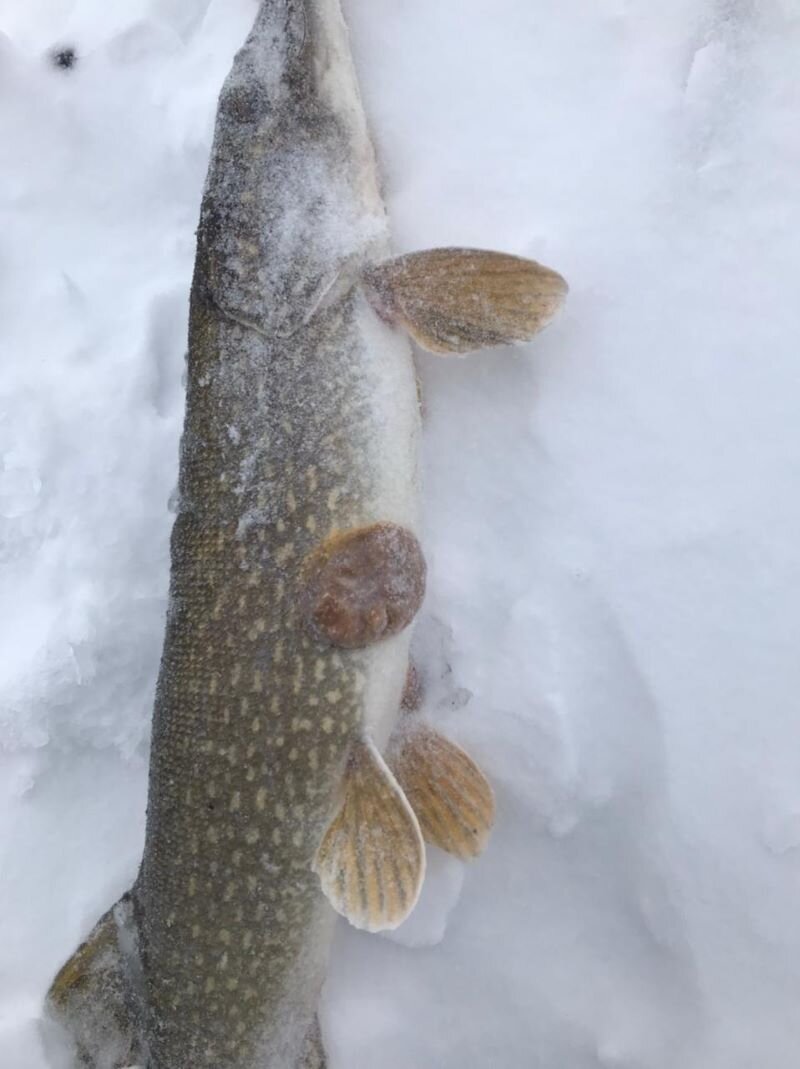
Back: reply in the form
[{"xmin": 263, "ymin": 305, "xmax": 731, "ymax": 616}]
[
  {"xmin": 362, "ymin": 247, "xmax": 568, "ymax": 355},
  {"xmin": 313, "ymin": 738, "xmax": 425, "ymax": 933},
  {"xmin": 389, "ymin": 725, "xmax": 495, "ymax": 860}
]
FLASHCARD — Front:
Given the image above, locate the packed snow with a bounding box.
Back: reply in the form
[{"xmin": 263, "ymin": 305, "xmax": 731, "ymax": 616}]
[{"xmin": 2, "ymin": 0, "xmax": 800, "ymax": 1066}]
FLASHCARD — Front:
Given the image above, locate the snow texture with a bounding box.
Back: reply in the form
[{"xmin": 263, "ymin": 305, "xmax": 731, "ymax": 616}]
[{"xmin": 2, "ymin": 0, "xmax": 800, "ymax": 1066}]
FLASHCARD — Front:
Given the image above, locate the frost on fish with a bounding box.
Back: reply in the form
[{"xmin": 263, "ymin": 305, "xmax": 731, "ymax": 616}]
[
  {"xmin": 44, "ymin": 897, "xmax": 142, "ymax": 1069},
  {"xmin": 198, "ymin": 1, "xmax": 388, "ymax": 344},
  {"xmin": 43, "ymin": 0, "xmax": 523, "ymax": 1064},
  {"xmin": 126, "ymin": 1, "xmax": 423, "ymax": 1067}
]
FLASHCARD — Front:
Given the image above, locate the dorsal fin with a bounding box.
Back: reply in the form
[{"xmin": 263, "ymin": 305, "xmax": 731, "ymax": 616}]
[
  {"xmin": 389, "ymin": 725, "xmax": 495, "ymax": 860},
  {"xmin": 313, "ymin": 738, "xmax": 425, "ymax": 933},
  {"xmin": 362, "ymin": 247, "xmax": 568, "ymax": 355}
]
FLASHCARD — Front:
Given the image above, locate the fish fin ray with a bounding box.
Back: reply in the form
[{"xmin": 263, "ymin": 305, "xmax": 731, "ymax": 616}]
[
  {"xmin": 389, "ymin": 725, "xmax": 495, "ymax": 860},
  {"xmin": 362, "ymin": 247, "xmax": 568, "ymax": 355},
  {"xmin": 313, "ymin": 738, "xmax": 425, "ymax": 932}
]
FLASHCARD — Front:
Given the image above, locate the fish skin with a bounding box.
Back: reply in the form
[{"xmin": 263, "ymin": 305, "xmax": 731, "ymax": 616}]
[
  {"xmin": 135, "ymin": 1, "xmax": 421, "ymax": 1065},
  {"xmin": 47, "ymin": 2, "xmax": 421, "ymax": 1067}
]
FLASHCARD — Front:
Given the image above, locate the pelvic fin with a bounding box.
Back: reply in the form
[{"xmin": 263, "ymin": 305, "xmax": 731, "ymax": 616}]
[
  {"xmin": 389, "ymin": 724, "xmax": 495, "ymax": 860},
  {"xmin": 313, "ymin": 738, "xmax": 425, "ymax": 933}
]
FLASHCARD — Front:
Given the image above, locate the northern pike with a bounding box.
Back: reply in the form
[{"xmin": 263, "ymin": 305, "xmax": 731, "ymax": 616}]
[{"xmin": 44, "ymin": 2, "xmax": 567, "ymax": 1067}]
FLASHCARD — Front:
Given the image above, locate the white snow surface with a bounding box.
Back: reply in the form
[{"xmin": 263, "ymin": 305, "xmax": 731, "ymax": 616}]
[{"xmin": 2, "ymin": 0, "xmax": 800, "ymax": 1066}]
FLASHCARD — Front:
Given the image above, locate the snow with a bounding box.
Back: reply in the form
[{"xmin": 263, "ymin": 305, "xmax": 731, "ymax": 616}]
[{"xmin": 2, "ymin": 0, "xmax": 800, "ymax": 1066}]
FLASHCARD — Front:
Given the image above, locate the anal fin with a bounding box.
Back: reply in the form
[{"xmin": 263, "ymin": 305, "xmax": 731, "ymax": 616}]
[
  {"xmin": 313, "ymin": 738, "xmax": 425, "ymax": 933},
  {"xmin": 389, "ymin": 725, "xmax": 495, "ymax": 860}
]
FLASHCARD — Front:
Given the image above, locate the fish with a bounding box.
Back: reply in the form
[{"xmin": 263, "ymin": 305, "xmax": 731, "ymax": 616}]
[{"xmin": 43, "ymin": 2, "xmax": 568, "ymax": 1067}]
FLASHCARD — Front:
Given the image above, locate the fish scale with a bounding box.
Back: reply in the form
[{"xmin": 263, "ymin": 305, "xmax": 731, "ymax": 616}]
[
  {"xmin": 46, "ymin": 2, "xmax": 420, "ymax": 1067},
  {"xmin": 45, "ymin": 0, "xmax": 560, "ymax": 1062},
  {"xmin": 134, "ymin": 3, "xmax": 420, "ymax": 1063}
]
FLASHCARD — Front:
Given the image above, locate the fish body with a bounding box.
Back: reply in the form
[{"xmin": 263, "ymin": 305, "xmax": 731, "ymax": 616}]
[
  {"xmin": 45, "ymin": 3, "xmax": 569, "ymax": 1064},
  {"xmin": 135, "ymin": 2, "xmax": 421, "ymax": 1066},
  {"xmin": 48, "ymin": 2, "xmax": 421, "ymax": 1067}
]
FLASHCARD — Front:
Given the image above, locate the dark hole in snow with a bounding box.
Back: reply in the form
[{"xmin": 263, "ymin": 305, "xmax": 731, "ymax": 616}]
[{"xmin": 50, "ymin": 46, "xmax": 78, "ymax": 71}]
